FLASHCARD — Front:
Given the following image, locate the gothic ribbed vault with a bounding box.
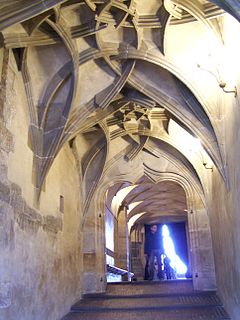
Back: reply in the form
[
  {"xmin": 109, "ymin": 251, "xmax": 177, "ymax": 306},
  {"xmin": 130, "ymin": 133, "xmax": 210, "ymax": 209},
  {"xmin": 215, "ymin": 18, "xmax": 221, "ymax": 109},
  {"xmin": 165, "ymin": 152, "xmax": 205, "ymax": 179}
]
[
  {"xmin": 1, "ymin": 1, "xmax": 240, "ymax": 320},
  {"xmin": 1, "ymin": 0, "xmax": 237, "ymax": 203}
]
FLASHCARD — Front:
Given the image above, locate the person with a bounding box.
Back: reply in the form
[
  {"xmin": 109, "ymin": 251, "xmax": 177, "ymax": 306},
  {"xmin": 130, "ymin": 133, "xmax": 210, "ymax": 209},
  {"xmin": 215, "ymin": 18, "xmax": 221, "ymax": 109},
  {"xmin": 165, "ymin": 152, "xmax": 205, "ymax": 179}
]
[
  {"xmin": 164, "ymin": 255, "xmax": 172, "ymax": 280},
  {"xmin": 144, "ymin": 255, "xmax": 149, "ymax": 280},
  {"xmin": 144, "ymin": 224, "xmax": 164, "ymax": 280}
]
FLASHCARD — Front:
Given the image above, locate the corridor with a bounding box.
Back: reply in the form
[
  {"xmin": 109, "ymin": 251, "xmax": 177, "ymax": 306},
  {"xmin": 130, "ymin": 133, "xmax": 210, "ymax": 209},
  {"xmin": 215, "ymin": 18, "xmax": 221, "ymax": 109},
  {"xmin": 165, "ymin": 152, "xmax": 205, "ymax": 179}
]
[{"xmin": 1, "ymin": 1, "xmax": 240, "ymax": 319}]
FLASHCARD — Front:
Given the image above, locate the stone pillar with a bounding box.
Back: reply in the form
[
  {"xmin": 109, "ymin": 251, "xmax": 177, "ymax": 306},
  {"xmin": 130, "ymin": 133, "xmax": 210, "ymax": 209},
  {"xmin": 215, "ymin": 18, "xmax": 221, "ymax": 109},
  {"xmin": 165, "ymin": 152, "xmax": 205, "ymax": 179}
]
[
  {"xmin": 114, "ymin": 217, "xmax": 118, "ymax": 263},
  {"xmin": 188, "ymin": 198, "xmax": 216, "ymax": 291},
  {"xmin": 116, "ymin": 202, "xmax": 130, "ymax": 280}
]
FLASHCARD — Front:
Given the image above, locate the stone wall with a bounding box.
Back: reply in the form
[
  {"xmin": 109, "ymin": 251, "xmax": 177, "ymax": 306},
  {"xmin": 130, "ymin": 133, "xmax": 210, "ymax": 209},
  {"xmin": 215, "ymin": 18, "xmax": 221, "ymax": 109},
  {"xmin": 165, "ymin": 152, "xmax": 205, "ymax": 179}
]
[
  {"xmin": 164, "ymin": 14, "xmax": 240, "ymax": 319},
  {"xmin": 208, "ymin": 100, "xmax": 240, "ymax": 319},
  {"xmin": 1, "ymin": 8, "xmax": 240, "ymax": 320},
  {"xmin": 203, "ymin": 16, "xmax": 240, "ymax": 320},
  {"xmin": 0, "ymin": 49, "xmax": 83, "ymax": 320}
]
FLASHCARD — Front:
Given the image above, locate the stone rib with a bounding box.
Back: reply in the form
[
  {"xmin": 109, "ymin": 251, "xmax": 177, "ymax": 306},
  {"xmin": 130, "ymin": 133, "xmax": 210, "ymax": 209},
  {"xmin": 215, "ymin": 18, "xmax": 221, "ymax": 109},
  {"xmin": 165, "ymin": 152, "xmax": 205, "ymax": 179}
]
[{"xmin": 0, "ymin": 0, "xmax": 69, "ymax": 31}]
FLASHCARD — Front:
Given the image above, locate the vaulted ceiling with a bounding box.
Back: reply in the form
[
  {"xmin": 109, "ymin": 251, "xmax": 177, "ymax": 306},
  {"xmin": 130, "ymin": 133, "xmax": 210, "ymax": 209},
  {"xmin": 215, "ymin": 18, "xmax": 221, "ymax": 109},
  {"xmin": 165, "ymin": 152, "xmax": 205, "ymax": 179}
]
[
  {"xmin": 1, "ymin": 0, "xmax": 239, "ymax": 223},
  {"xmin": 107, "ymin": 178, "xmax": 188, "ymax": 229}
]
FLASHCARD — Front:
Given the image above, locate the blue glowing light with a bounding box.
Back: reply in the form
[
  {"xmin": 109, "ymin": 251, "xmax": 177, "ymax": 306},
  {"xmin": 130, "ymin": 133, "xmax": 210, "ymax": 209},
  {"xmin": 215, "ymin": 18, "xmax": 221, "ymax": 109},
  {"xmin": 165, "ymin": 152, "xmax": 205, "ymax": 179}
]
[{"xmin": 162, "ymin": 224, "xmax": 187, "ymax": 275}]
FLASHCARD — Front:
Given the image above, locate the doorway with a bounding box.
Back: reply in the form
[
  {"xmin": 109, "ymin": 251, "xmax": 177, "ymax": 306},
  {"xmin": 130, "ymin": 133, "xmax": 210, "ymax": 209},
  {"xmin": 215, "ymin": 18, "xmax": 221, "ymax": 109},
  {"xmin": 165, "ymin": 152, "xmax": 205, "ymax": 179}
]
[{"xmin": 139, "ymin": 222, "xmax": 190, "ymax": 281}]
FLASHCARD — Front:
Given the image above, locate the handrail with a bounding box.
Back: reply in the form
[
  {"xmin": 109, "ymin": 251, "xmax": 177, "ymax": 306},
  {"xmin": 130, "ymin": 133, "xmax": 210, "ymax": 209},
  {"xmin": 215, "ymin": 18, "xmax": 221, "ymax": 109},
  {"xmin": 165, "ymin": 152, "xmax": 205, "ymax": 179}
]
[{"xmin": 107, "ymin": 264, "xmax": 134, "ymax": 277}]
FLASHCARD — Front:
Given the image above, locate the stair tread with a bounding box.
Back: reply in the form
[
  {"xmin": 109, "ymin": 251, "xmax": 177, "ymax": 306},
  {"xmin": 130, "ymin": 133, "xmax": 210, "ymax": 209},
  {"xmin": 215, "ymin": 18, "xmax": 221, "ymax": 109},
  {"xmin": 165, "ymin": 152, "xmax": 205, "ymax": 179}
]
[
  {"xmin": 106, "ymin": 280, "xmax": 194, "ymax": 295},
  {"xmin": 63, "ymin": 305, "xmax": 230, "ymax": 320},
  {"xmin": 73, "ymin": 293, "xmax": 221, "ymax": 310},
  {"xmin": 83, "ymin": 291, "xmax": 217, "ymax": 299},
  {"xmin": 107, "ymin": 279, "xmax": 193, "ymax": 285},
  {"xmin": 63, "ymin": 281, "xmax": 230, "ymax": 320}
]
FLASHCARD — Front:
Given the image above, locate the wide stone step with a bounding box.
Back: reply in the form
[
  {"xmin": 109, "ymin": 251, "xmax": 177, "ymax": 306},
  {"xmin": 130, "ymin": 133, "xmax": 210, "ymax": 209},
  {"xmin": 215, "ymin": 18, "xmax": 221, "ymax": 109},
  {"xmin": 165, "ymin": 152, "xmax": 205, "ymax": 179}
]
[
  {"xmin": 62, "ymin": 281, "xmax": 230, "ymax": 320},
  {"xmin": 62, "ymin": 305, "xmax": 230, "ymax": 320},
  {"xmin": 71, "ymin": 292, "xmax": 222, "ymax": 311},
  {"xmin": 106, "ymin": 280, "xmax": 194, "ymax": 295}
]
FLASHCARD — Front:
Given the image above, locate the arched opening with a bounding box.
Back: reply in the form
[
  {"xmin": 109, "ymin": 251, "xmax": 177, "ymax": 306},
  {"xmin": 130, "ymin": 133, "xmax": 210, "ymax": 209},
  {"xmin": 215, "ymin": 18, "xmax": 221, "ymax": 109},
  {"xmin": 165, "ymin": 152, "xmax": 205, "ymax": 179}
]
[
  {"xmin": 2, "ymin": 1, "xmax": 240, "ymax": 319},
  {"xmin": 102, "ymin": 176, "xmax": 215, "ymax": 288},
  {"xmin": 128, "ymin": 178, "xmax": 190, "ymax": 282},
  {"xmin": 141, "ymin": 222, "xmax": 189, "ymax": 281}
]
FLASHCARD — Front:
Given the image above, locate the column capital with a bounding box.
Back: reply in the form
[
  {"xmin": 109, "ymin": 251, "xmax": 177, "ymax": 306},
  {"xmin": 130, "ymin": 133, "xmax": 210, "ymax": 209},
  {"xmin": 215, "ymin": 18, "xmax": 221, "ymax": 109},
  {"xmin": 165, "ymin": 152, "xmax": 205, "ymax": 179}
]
[{"xmin": 119, "ymin": 201, "xmax": 129, "ymax": 211}]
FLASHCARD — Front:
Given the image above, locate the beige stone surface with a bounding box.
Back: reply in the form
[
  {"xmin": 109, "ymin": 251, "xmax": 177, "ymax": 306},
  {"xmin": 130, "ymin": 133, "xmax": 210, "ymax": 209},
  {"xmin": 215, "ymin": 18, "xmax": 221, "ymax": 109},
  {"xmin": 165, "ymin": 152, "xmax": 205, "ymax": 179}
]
[
  {"xmin": 1, "ymin": 1, "xmax": 240, "ymax": 320},
  {"xmin": 0, "ymin": 51, "xmax": 83, "ymax": 320}
]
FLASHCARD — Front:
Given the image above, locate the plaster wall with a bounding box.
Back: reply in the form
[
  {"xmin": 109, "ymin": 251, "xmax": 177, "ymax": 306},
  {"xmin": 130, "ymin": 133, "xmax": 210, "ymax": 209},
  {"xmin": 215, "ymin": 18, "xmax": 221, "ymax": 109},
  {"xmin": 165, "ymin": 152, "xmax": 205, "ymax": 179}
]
[
  {"xmin": 165, "ymin": 19, "xmax": 220, "ymax": 112},
  {"xmin": 161, "ymin": 14, "xmax": 240, "ymax": 316},
  {"xmin": 208, "ymin": 94, "xmax": 240, "ymax": 319},
  {"xmin": 0, "ymin": 51, "xmax": 83, "ymax": 320},
  {"xmin": 202, "ymin": 16, "xmax": 240, "ymax": 320}
]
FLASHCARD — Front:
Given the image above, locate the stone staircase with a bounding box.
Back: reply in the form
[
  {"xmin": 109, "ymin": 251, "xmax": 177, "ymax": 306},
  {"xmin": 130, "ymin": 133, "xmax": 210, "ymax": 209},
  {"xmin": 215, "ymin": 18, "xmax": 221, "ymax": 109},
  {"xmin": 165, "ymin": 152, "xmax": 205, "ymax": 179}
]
[{"xmin": 62, "ymin": 280, "xmax": 230, "ymax": 320}]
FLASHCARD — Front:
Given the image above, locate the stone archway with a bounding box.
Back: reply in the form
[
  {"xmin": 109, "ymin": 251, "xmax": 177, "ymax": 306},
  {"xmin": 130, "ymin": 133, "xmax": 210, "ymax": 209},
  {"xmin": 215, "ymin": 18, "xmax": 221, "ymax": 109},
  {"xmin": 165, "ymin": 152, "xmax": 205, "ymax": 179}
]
[
  {"xmin": 128, "ymin": 175, "xmax": 216, "ymax": 291},
  {"xmin": 81, "ymin": 152, "xmax": 216, "ymax": 293}
]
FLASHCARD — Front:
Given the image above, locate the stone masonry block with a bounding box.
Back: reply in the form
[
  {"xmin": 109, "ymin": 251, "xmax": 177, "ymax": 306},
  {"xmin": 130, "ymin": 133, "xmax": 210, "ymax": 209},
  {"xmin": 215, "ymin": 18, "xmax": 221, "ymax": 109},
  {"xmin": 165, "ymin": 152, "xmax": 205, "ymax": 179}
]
[
  {"xmin": 42, "ymin": 215, "xmax": 63, "ymax": 234},
  {"xmin": 17, "ymin": 204, "xmax": 42, "ymax": 234},
  {"xmin": 0, "ymin": 120, "xmax": 14, "ymax": 153},
  {"xmin": 0, "ymin": 181, "xmax": 10, "ymax": 204},
  {"xmin": 10, "ymin": 183, "xmax": 24, "ymax": 219}
]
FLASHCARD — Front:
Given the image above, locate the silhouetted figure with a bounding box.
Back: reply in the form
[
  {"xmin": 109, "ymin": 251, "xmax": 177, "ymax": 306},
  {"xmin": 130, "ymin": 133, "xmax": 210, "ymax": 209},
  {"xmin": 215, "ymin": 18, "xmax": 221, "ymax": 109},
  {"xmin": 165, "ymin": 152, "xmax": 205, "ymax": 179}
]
[
  {"xmin": 144, "ymin": 224, "xmax": 164, "ymax": 280},
  {"xmin": 164, "ymin": 256, "xmax": 172, "ymax": 280},
  {"xmin": 144, "ymin": 256, "xmax": 149, "ymax": 280}
]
